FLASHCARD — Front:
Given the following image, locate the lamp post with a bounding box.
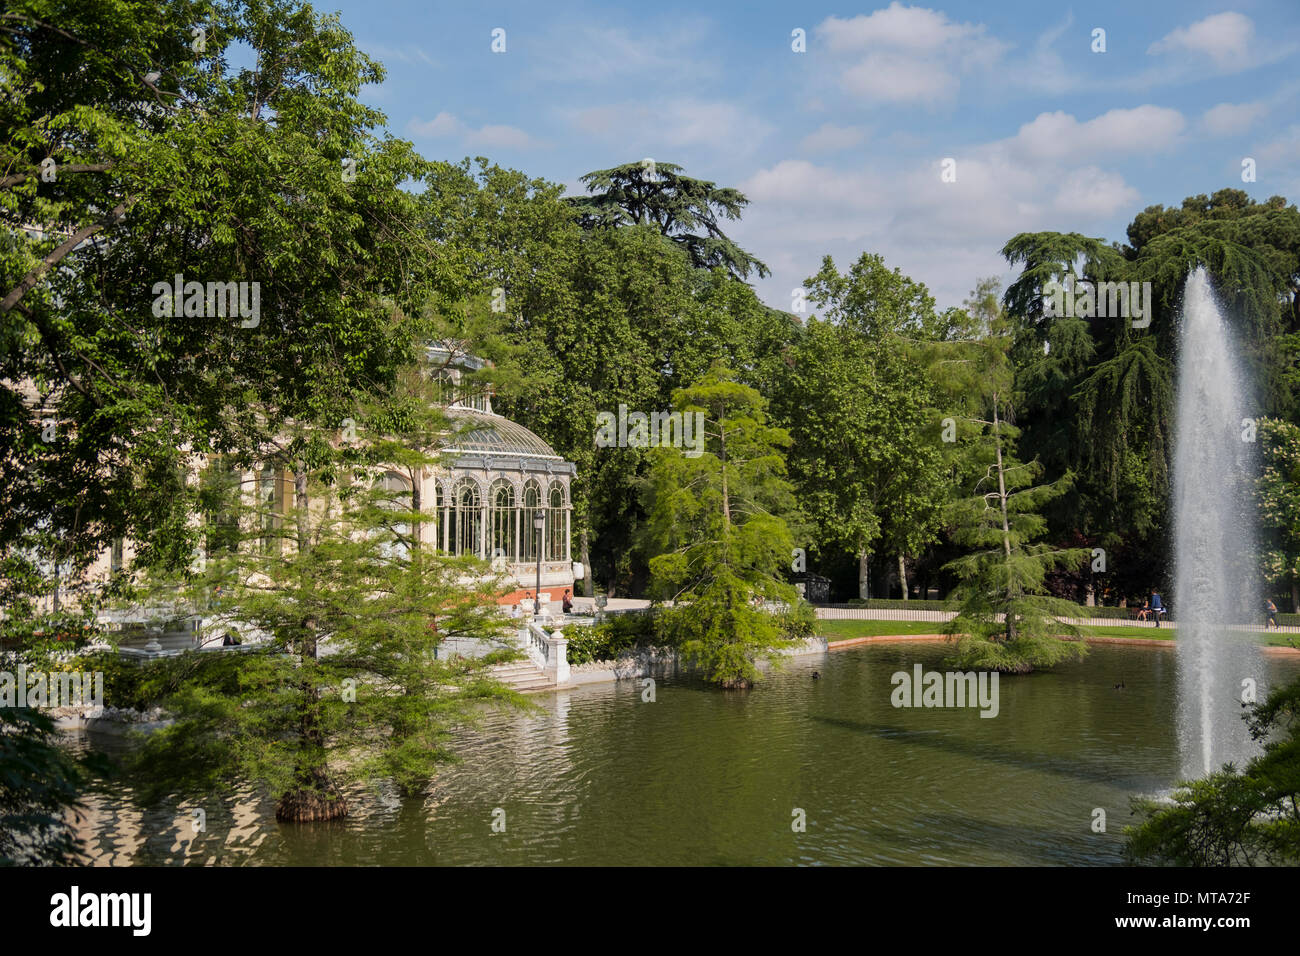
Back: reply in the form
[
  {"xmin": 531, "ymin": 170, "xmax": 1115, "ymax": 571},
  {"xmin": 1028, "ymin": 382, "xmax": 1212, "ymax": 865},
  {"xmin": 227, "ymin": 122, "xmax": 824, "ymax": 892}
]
[{"xmin": 533, "ymin": 508, "xmax": 545, "ymax": 614}]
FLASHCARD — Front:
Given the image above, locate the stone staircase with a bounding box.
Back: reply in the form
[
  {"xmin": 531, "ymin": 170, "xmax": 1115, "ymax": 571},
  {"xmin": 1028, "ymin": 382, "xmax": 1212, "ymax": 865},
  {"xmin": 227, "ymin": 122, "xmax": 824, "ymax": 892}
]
[{"xmin": 491, "ymin": 659, "xmax": 555, "ymax": 693}]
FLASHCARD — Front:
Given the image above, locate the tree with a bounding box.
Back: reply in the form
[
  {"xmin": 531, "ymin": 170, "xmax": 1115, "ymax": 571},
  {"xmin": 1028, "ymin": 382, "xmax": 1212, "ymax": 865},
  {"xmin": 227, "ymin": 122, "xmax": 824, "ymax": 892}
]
[
  {"xmin": 793, "ymin": 253, "xmax": 949, "ymax": 598},
  {"xmin": 1127, "ymin": 675, "xmax": 1300, "ymax": 865},
  {"xmin": 940, "ymin": 329, "xmax": 1090, "ymax": 674},
  {"xmin": 773, "ymin": 315, "xmax": 944, "ymax": 600},
  {"xmin": 642, "ymin": 366, "xmax": 801, "ymax": 688},
  {"xmin": 566, "ymin": 160, "xmax": 769, "ymax": 280},
  {"xmin": 1257, "ymin": 417, "xmax": 1300, "ymax": 610},
  {"xmin": 0, "ymin": 707, "xmax": 92, "ymax": 865},
  {"xmin": 1, "ymin": 0, "xmax": 442, "ymax": 605},
  {"xmin": 128, "ymin": 455, "xmax": 523, "ymax": 821}
]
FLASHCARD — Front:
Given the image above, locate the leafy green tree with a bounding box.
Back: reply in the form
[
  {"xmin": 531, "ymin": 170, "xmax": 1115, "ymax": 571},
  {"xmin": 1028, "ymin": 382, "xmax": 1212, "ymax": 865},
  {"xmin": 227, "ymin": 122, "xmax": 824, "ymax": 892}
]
[
  {"xmin": 1, "ymin": 0, "xmax": 441, "ymax": 603},
  {"xmin": 793, "ymin": 253, "xmax": 950, "ymax": 598},
  {"xmin": 642, "ymin": 366, "xmax": 800, "ymax": 688},
  {"xmin": 1258, "ymin": 417, "xmax": 1300, "ymax": 611},
  {"xmin": 566, "ymin": 160, "xmax": 769, "ymax": 280},
  {"xmin": 773, "ymin": 315, "xmax": 944, "ymax": 599},
  {"xmin": 804, "ymin": 252, "xmax": 943, "ymax": 340},
  {"xmin": 1128, "ymin": 675, "xmax": 1300, "ymax": 865}
]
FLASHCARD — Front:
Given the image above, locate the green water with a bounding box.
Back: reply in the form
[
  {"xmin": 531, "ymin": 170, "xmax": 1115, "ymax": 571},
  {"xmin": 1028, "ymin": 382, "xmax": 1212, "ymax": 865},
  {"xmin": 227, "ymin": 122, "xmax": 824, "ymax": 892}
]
[{"xmin": 70, "ymin": 643, "xmax": 1298, "ymax": 866}]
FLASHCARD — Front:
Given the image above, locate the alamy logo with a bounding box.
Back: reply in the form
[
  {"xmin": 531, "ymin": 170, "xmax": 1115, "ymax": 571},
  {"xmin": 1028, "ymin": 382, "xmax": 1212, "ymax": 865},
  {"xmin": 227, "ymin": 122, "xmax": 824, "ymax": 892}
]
[
  {"xmin": 1042, "ymin": 278, "xmax": 1151, "ymax": 328},
  {"xmin": 0, "ymin": 666, "xmax": 103, "ymax": 707},
  {"xmin": 891, "ymin": 664, "xmax": 999, "ymax": 718},
  {"xmin": 49, "ymin": 886, "xmax": 151, "ymax": 936},
  {"xmin": 594, "ymin": 404, "xmax": 705, "ymax": 458},
  {"xmin": 151, "ymin": 273, "xmax": 260, "ymax": 327}
]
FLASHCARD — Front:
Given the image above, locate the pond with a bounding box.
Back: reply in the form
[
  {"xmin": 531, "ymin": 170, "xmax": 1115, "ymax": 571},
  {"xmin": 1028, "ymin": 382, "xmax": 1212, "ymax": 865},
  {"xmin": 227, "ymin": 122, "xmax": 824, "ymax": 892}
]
[{"xmin": 69, "ymin": 642, "xmax": 1299, "ymax": 866}]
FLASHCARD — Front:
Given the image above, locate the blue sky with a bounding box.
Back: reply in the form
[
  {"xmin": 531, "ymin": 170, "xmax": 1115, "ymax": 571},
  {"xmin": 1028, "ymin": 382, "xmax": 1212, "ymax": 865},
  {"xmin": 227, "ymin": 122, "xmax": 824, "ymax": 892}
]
[{"xmin": 322, "ymin": 0, "xmax": 1300, "ymax": 310}]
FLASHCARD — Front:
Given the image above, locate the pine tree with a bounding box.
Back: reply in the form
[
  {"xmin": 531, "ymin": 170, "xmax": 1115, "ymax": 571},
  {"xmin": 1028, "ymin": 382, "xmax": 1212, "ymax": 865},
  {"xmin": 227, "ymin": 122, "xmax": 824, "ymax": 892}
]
[
  {"xmin": 642, "ymin": 366, "xmax": 803, "ymax": 688},
  {"xmin": 941, "ymin": 331, "xmax": 1090, "ymax": 674}
]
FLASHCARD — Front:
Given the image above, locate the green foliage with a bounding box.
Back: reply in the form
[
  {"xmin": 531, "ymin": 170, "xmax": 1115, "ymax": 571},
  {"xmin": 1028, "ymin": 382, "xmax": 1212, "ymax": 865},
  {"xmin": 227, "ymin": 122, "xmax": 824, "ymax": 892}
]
[
  {"xmin": 642, "ymin": 366, "xmax": 802, "ymax": 687},
  {"xmin": 1, "ymin": 0, "xmax": 443, "ymax": 597},
  {"xmin": 563, "ymin": 613, "xmax": 660, "ymax": 666},
  {"xmin": 127, "ymin": 453, "xmax": 525, "ymax": 816},
  {"xmin": 566, "ymin": 160, "xmax": 769, "ymax": 280},
  {"xmin": 0, "ymin": 707, "xmax": 91, "ymax": 866},
  {"xmin": 940, "ymin": 330, "xmax": 1089, "ymax": 673},
  {"xmin": 1257, "ymin": 417, "xmax": 1300, "ymax": 608},
  {"xmin": 1127, "ymin": 675, "xmax": 1300, "ymax": 865},
  {"xmin": 776, "ymin": 254, "xmax": 950, "ymax": 600}
]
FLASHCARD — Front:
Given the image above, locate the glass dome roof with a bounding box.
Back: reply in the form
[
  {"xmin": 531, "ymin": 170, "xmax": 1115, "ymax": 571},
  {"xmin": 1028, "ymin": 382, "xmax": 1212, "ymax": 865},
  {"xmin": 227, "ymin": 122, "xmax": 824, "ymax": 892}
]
[{"xmin": 444, "ymin": 408, "xmax": 562, "ymax": 459}]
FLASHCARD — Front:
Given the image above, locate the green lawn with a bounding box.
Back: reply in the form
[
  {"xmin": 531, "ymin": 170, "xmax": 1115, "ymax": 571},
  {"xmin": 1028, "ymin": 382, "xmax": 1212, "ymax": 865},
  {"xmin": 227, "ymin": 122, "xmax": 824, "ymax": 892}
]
[
  {"xmin": 817, "ymin": 618, "xmax": 1299, "ymax": 647},
  {"xmin": 817, "ymin": 620, "xmax": 950, "ymax": 640}
]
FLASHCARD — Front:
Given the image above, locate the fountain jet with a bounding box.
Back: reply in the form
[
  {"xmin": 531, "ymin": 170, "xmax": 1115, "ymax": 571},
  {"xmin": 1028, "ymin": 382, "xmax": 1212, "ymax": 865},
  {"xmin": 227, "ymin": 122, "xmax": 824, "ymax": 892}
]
[{"xmin": 1173, "ymin": 266, "xmax": 1261, "ymax": 778}]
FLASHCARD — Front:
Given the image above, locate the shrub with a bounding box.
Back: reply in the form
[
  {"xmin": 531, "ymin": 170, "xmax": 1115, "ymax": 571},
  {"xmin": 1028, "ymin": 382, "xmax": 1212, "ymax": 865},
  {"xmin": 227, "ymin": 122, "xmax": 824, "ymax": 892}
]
[{"xmin": 564, "ymin": 612, "xmax": 660, "ymax": 666}]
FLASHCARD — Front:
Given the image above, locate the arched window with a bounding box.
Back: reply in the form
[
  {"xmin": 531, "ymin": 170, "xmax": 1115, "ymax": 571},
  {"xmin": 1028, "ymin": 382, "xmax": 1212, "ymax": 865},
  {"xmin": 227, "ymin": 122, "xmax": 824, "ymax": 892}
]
[
  {"xmin": 259, "ymin": 464, "xmax": 280, "ymax": 555},
  {"xmin": 521, "ymin": 479, "xmax": 542, "ymax": 562},
  {"xmin": 547, "ymin": 483, "xmax": 567, "ymax": 561},
  {"xmin": 375, "ymin": 472, "xmax": 411, "ymax": 561},
  {"xmin": 434, "ymin": 482, "xmax": 445, "ymax": 552},
  {"xmin": 454, "ymin": 478, "xmax": 482, "ymax": 557},
  {"xmin": 490, "ymin": 479, "xmax": 514, "ymax": 564}
]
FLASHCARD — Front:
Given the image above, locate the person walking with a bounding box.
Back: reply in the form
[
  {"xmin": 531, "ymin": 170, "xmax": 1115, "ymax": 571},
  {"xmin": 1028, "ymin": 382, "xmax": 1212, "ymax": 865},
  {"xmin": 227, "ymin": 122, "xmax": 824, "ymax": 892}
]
[
  {"xmin": 1150, "ymin": 590, "xmax": 1164, "ymax": 627},
  {"xmin": 1266, "ymin": 598, "xmax": 1278, "ymax": 630}
]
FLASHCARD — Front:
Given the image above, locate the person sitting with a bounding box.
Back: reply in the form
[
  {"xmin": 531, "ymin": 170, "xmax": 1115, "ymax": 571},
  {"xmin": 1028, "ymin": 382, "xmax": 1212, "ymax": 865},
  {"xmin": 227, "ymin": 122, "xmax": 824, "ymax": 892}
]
[
  {"xmin": 1137, "ymin": 600, "xmax": 1150, "ymax": 622},
  {"xmin": 562, "ymin": 589, "xmax": 573, "ymax": 614}
]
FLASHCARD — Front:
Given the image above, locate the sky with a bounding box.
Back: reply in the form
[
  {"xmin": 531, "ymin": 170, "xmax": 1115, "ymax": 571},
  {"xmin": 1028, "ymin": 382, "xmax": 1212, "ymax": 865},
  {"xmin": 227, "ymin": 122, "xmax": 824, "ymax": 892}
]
[{"xmin": 320, "ymin": 0, "xmax": 1300, "ymax": 311}]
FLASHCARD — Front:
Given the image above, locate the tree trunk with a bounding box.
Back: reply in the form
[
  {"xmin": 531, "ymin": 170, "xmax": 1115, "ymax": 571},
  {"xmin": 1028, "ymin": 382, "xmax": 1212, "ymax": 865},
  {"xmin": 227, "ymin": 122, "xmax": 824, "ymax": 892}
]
[
  {"xmin": 580, "ymin": 528, "xmax": 592, "ymax": 599},
  {"xmin": 276, "ymin": 766, "xmax": 347, "ymax": 821},
  {"xmin": 410, "ymin": 468, "xmax": 422, "ymax": 551},
  {"xmin": 858, "ymin": 549, "xmax": 871, "ymax": 601},
  {"xmin": 1292, "ymin": 577, "xmax": 1299, "ymax": 614},
  {"xmin": 992, "ymin": 397, "xmax": 1015, "ymax": 642},
  {"xmin": 898, "ymin": 554, "xmax": 908, "ymax": 601},
  {"xmin": 719, "ymin": 421, "xmax": 730, "ymax": 529},
  {"xmin": 276, "ymin": 464, "xmax": 346, "ymax": 821}
]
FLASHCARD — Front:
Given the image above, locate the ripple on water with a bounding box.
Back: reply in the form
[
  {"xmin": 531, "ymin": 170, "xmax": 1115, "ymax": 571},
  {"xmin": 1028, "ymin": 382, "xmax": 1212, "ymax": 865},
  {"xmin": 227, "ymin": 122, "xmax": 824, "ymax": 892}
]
[{"xmin": 66, "ymin": 643, "xmax": 1297, "ymax": 865}]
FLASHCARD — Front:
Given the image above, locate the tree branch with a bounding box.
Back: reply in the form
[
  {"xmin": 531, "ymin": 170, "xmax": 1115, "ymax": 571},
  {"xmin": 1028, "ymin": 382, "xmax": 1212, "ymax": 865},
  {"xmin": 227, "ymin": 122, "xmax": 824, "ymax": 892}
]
[{"xmin": 1, "ymin": 195, "xmax": 137, "ymax": 313}]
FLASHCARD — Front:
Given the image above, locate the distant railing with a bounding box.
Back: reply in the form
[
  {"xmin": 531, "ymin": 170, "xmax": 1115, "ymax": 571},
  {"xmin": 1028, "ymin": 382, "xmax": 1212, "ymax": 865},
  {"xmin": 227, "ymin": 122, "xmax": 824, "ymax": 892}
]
[{"xmin": 813, "ymin": 605, "xmax": 1300, "ymax": 633}]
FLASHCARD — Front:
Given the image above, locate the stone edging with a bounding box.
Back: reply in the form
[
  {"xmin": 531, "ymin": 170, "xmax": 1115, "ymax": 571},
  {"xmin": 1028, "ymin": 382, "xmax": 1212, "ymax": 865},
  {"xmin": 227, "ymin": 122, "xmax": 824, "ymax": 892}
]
[{"xmin": 824, "ymin": 633, "xmax": 1300, "ymax": 652}]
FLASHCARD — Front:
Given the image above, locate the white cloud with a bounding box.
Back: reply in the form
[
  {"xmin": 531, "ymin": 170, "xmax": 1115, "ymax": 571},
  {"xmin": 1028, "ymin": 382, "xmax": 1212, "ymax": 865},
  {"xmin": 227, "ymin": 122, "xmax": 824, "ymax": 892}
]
[
  {"xmin": 568, "ymin": 98, "xmax": 773, "ymax": 154},
  {"xmin": 408, "ymin": 112, "xmax": 462, "ymax": 137},
  {"xmin": 407, "ymin": 113, "xmax": 543, "ymax": 149},
  {"xmin": 531, "ymin": 21, "xmax": 714, "ymax": 83},
  {"xmin": 736, "ymin": 106, "xmax": 1164, "ymax": 310},
  {"xmin": 1200, "ymin": 102, "xmax": 1267, "ymax": 137},
  {"xmin": 1257, "ymin": 124, "xmax": 1300, "ymax": 168},
  {"xmin": 1148, "ymin": 12, "xmax": 1255, "ymax": 70},
  {"xmin": 1003, "ymin": 106, "xmax": 1185, "ymax": 162},
  {"xmin": 467, "ymin": 125, "xmax": 539, "ymax": 149},
  {"xmin": 815, "ymin": 3, "xmax": 1010, "ymax": 104},
  {"xmin": 799, "ymin": 123, "xmax": 867, "ymax": 154},
  {"xmin": 819, "ymin": 3, "xmax": 988, "ymax": 55},
  {"xmin": 1050, "ymin": 167, "xmax": 1140, "ymax": 218}
]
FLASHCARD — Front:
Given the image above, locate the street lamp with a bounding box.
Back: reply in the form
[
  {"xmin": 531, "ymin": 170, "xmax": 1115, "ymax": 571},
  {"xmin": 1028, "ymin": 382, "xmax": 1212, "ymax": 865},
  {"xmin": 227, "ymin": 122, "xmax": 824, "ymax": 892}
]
[{"xmin": 533, "ymin": 508, "xmax": 545, "ymax": 614}]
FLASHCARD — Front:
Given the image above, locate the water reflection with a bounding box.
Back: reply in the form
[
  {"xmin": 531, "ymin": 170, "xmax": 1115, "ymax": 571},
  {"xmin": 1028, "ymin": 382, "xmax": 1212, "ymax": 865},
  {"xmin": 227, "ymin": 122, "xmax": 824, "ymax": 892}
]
[{"xmin": 66, "ymin": 643, "xmax": 1299, "ymax": 866}]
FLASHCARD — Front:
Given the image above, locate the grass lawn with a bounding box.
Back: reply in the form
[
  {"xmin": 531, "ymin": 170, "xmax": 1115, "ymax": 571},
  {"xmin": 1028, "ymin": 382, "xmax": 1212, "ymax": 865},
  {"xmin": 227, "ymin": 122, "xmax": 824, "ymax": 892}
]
[
  {"xmin": 817, "ymin": 620, "xmax": 950, "ymax": 640},
  {"xmin": 817, "ymin": 618, "xmax": 1300, "ymax": 647}
]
